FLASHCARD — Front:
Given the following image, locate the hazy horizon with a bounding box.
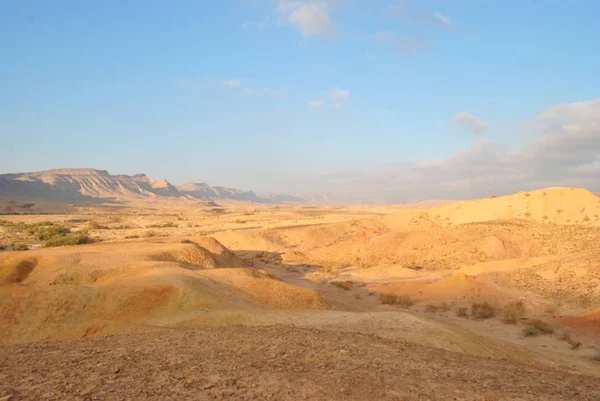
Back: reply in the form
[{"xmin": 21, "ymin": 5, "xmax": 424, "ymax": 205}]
[{"xmin": 2, "ymin": 1, "xmax": 599, "ymax": 202}]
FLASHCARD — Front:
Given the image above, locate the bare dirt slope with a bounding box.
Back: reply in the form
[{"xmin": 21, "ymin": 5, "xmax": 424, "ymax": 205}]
[{"xmin": 1, "ymin": 325, "xmax": 599, "ymax": 401}]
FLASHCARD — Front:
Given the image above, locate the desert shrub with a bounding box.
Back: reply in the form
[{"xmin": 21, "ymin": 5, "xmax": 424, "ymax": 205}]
[
  {"xmin": 396, "ymin": 295, "xmax": 417, "ymax": 308},
  {"xmin": 181, "ymin": 239, "xmax": 196, "ymax": 244},
  {"xmin": 145, "ymin": 230, "xmax": 157, "ymax": 238},
  {"xmin": 379, "ymin": 293, "xmax": 397, "ymax": 305},
  {"xmin": 439, "ymin": 302, "xmax": 451, "ymax": 312},
  {"xmin": 523, "ymin": 325, "xmax": 539, "ymax": 337},
  {"xmin": 125, "ymin": 235, "xmax": 140, "ymax": 239},
  {"xmin": 560, "ymin": 330, "xmax": 571, "ymax": 341},
  {"xmin": 147, "ymin": 222, "xmax": 178, "ymax": 228},
  {"xmin": 35, "ymin": 225, "xmax": 70, "ymax": 240},
  {"xmin": 501, "ymin": 301, "xmax": 526, "ymax": 323},
  {"xmin": 358, "ymin": 281, "xmax": 367, "ymax": 287},
  {"xmin": 235, "ymin": 219, "xmax": 247, "ymax": 224},
  {"xmin": 556, "ymin": 209, "xmax": 564, "ymax": 215},
  {"xmin": 456, "ymin": 307, "xmax": 469, "ymax": 318},
  {"xmin": 12, "ymin": 243, "xmax": 29, "ymax": 251},
  {"xmin": 88, "ymin": 221, "xmax": 108, "ymax": 230},
  {"xmin": 0, "ymin": 244, "xmax": 6, "ymax": 250},
  {"xmin": 568, "ymin": 339, "xmax": 582, "ymax": 350},
  {"xmin": 524, "ymin": 212, "xmax": 531, "ymax": 218},
  {"xmin": 353, "ymin": 292, "xmax": 361, "ymax": 299},
  {"xmin": 471, "ymin": 302, "xmax": 496, "ymax": 319},
  {"xmin": 591, "ymin": 354, "xmax": 600, "ymax": 362},
  {"xmin": 331, "ymin": 281, "xmax": 353, "ymax": 291},
  {"xmin": 527, "ymin": 319, "xmax": 554, "ymax": 334},
  {"xmin": 44, "ymin": 233, "xmax": 94, "ymax": 248},
  {"xmin": 583, "ymin": 215, "xmax": 591, "ymax": 222},
  {"xmin": 425, "ymin": 304, "xmax": 439, "ymax": 313}
]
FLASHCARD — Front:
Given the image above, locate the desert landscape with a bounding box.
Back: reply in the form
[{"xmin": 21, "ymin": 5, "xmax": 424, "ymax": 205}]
[
  {"xmin": 3, "ymin": 1, "xmax": 600, "ymax": 399},
  {"xmin": 1, "ymin": 169, "xmax": 600, "ymax": 400}
]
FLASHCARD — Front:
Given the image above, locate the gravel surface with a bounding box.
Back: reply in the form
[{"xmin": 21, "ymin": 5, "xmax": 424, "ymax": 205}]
[{"xmin": 1, "ymin": 325, "xmax": 599, "ymax": 400}]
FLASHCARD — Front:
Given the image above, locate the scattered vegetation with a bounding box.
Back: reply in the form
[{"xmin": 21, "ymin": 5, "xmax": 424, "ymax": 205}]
[
  {"xmin": 525, "ymin": 319, "xmax": 554, "ymax": 335},
  {"xmin": 471, "ymin": 302, "xmax": 496, "ymax": 319},
  {"xmin": 146, "ymin": 222, "xmax": 178, "ymax": 228},
  {"xmin": 583, "ymin": 215, "xmax": 590, "ymax": 222},
  {"xmin": 425, "ymin": 304, "xmax": 439, "ymax": 313},
  {"xmin": 331, "ymin": 280, "xmax": 353, "ymax": 291},
  {"xmin": 439, "ymin": 302, "xmax": 451, "ymax": 312},
  {"xmin": 88, "ymin": 221, "xmax": 109, "ymax": 230},
  {"xmin": 556, "ymin": 209, "xmax": 564, "ymax": 215},
  {"xmin": 523, "ymin": 325, "xmax": 539, "ymax": 337},
  {"xmin": 181, "ymin": 239, "xmax": 196, "ymax": 244},
  {"xmin": 11, "ymin": 243, "xmax": 29, "ymax": 251},
  {"xmin": 44, "ymin": 233, "xmax": 94, "ymax": 248},
  {"xmin": 456, "ymin": 307, "xmax": 469, "ymax": 318},
  {"xmin": 0, "ymin": 244, "xmax": 6, "ymax": 250},
  {"xmin": 235, "ymin": 219, "xmax": 247, "ymax": 224},
  {"xmin": 35, "ymin": 225, "xmax": 70, "ymax": 240},
  {"xmin": 125, "ymin": 235, "xmax": 140, "ymax": 239},
  {"xmin": 145, "ymin": 230, "xmax": 158, "ymax": 238},
  {"xmin": 524, "ymin": 212, "xmax": 531, "ymax": 218},
  {"xmin": 501, "ymin": 301, "xmax": 526, "ymax": 323},
  {"xmin": 379, "ymin": 293, "xmax": 417, "ymax": 308}
]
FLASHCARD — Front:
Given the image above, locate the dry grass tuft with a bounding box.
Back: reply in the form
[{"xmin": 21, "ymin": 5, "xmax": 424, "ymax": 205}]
[
  {"xmin": 501, "ymin": 301, "xmax": 526, "ymax": 323},
  {"xmin": 471, "ymin": 302, "xmax": 496, "ymax": 319},
  {"xmin": 379, "ymin": 293, "xmax": 417, "ymax": 308}
]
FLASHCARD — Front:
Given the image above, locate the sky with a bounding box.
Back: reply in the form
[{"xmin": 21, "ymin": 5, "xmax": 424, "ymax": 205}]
[{"xmin": 1, "ymin": 0, "xmax": 599, "ymax": 202}]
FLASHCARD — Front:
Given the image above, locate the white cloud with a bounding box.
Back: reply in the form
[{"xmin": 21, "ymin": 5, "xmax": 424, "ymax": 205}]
[
  {"xmin": 453, "ymin": 112, "xmax": 489, "ymax": 135},
  {"xmin": 434, "ymin": 11, "xmax": 453, "ymax": 27},
  {"xmin": 277, "ymin": 1, "xmax": 335, "ymax": 37},
  {"xmin": 317, "ymin": 99, "xmax": 600, "ymax": 202},
  {"xmin": 223, "ymin": 79, "xmax": 242, "ymax": 89},
  {"xmin": 308, "ymin": 99, "xmax": 326, "ymax": 110},
  {"xmin": 329, "ymin": 88, "xmax": 351, "ymax": 102}
]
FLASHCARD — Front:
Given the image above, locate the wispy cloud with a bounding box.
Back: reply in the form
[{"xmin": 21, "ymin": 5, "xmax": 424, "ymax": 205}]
[
  {"xmin": 223, "ymin": 79, "xmax": 242, "ymax": 89},
  {"xmin": 453, "ymin": 113, "xmax": 489, "ymax": 135},
  {"xmin": 308, "ymin": 99, "xmax": 326, "ymax": 110},
  {"xmin": 309, "ymin": 88, "xmax": 351, "ymax": 110},
  {"xmin": 376, "ymin": 32, "xmax": 430, "ymax": 54},
  {"xmin": 434, "ymin": 11, "xmax": 453, "ymax": 28}
]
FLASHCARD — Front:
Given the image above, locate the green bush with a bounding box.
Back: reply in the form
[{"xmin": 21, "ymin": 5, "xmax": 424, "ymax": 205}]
[
  {"xmin": 44, "ymin": 233, "xmax": 94, "ymax": 248},
  {"xmin": 35, "ymin": 225, "xmax": 70, "ymax": 240},
  {"xmin": 12, "ymin": 243, "xmax": 29, "ymax": 251},
  {"xmin": 471, "ymin": 302, "xmax": 496, "ymax": 319},
  {"xmin": 501, "ymin": 301, "xmax": 527, "ymax": 323}
]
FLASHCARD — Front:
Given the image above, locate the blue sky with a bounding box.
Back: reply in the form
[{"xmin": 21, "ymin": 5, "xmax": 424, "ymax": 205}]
[{"xmin": 1, "ymin": 0, "xmax": 599, "ymax": 201}]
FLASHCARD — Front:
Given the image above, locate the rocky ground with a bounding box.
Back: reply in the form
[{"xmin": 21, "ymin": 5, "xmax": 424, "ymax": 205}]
[{"xmin": 1, "ymin": 325, "xmax": 599, "ymax": 401}]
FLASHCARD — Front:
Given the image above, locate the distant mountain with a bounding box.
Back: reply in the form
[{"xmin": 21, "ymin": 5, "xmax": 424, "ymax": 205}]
[{"xmin": 0, "ymin": 168, "xmax": 310, "ymax": 205}]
